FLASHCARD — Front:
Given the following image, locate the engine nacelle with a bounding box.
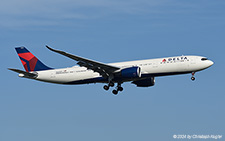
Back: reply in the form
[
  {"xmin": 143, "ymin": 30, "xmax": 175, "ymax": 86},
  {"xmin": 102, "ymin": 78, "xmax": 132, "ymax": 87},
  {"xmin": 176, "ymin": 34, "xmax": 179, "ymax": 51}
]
[
  {"xmin": 120, "ymin": 66, "xmax": 141, "ymax": 79},
  {"xmin": 132, "ymin": 77, "xmax": 155, "ymax": 87}
]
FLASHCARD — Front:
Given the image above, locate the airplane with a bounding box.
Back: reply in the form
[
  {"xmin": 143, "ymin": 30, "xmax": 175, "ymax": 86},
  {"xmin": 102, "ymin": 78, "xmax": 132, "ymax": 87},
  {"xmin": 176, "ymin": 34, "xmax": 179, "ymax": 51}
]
[{"xmin": 9, "ymin": 46, "xmax": 214, "ymax": 95}]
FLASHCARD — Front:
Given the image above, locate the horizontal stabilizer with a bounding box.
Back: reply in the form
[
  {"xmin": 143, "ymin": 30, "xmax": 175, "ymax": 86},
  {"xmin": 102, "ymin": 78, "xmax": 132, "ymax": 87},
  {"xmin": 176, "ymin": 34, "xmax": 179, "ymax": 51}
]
[{"xmin": 8, "ymin": 68, "xmax": 38, "ymax": 78}]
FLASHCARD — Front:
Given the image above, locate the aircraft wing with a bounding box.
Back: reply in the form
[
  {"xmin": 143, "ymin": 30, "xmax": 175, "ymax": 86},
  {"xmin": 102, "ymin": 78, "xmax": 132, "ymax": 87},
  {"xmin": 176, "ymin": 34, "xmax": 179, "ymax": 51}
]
[{"xmin": 46, "ymin": 46, "xmax": 120, "ymax": 78}]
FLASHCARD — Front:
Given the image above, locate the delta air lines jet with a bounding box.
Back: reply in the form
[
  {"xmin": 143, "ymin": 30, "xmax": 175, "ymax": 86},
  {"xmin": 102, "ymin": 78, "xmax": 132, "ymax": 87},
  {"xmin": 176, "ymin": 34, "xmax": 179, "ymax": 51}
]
[{"xmin": 9, "ymin": 46, "xmax": 214, "ymax": 95}]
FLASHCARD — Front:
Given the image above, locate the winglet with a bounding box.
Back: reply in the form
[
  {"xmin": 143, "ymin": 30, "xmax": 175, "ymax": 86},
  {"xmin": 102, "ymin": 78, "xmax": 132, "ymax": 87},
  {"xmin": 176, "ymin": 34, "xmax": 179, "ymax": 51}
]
[
  {"xmin": 46, "ymin": 45, "xmax": 53, "ymax": 51},
  {"xmin": 46, "ymin": 45, "xmax": 67, "ymax": 55}
]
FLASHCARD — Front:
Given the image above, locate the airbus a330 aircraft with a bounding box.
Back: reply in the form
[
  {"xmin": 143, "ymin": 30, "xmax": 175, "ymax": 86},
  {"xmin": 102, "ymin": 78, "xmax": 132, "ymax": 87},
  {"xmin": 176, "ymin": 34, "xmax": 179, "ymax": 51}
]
[{"xmin": 9, "ymin": 46, "xmax": 214, "ymax": 95}]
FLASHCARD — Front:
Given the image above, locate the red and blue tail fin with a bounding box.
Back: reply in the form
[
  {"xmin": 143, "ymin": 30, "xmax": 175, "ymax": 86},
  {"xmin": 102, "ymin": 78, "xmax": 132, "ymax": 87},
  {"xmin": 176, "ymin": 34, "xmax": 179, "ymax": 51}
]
[{"xmin": 15, "ymin": 47, "xmax": 52, "ymax": 72}]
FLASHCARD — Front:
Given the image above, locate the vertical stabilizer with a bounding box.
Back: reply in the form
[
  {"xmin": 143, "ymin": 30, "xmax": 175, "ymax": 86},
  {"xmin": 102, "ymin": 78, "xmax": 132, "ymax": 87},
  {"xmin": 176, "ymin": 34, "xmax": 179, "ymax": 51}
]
[{"xmin": 15, "ymin": 47, "xmax": 52, "ymax": 72}]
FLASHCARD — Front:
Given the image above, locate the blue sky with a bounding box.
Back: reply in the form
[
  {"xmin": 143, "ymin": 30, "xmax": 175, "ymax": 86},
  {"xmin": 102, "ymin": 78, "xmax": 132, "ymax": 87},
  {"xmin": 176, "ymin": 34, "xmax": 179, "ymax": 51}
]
[{"xmin": 1, "ymin": 0, "xmax": 225, "ymax": 140}]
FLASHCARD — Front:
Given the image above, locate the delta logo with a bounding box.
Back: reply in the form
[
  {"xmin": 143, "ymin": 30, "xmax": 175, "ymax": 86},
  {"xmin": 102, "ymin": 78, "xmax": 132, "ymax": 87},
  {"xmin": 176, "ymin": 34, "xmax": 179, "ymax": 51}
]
[{"xmin": 162, "ymin": 57, "xmax": 188, "ymax": 62}]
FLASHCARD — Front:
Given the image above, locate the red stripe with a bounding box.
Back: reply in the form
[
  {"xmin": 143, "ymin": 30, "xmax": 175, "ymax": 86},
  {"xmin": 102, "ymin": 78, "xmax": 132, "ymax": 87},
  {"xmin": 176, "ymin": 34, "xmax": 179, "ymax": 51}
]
[
  {"xmin": 29, "ymin": 57, "xmax": 38, "ymax": 71},
  {"xmin": 18, "ymin": 53, "xmax": 35, "ymax": 61},
  {"xmin": 21, "ymin": 60, "xmax": 29, "ymax": 72},
  {"xmin": 24, "ymin": 64, "xmax": 28, "ymax": 72},
  {"xmin": 21, "ymin": 60, "xmax": 26, "ymax": 66}
]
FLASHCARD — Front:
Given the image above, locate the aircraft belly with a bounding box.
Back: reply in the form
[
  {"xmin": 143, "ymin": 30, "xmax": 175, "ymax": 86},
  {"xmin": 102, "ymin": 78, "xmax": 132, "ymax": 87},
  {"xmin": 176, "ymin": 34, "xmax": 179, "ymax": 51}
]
[{"xmin": 36, "ymin": 70, "xmax": 100, "ymax": 84}]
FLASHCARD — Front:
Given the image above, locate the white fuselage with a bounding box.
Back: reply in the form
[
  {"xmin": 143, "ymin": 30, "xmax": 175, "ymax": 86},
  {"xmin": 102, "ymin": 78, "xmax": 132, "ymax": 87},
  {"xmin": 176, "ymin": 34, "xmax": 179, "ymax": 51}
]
[{"xmin": 33, "ymin": 55, "xmax": 213, "ymax": 85}]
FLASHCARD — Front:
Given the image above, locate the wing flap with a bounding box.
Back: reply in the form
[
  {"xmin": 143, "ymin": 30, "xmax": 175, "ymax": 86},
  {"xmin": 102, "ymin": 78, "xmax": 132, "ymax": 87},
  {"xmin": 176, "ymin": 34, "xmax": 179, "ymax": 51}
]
[{"xmin": 77, "ymin": 61, "xmax": 109, "ymax": 78}]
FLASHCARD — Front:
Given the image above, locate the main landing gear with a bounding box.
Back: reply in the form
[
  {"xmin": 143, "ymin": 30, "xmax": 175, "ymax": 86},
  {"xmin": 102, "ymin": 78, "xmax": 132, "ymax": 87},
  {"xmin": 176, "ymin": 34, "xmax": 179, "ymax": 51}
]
[
  {"xmin": 103, "ymin": 82, "xmax": 123, "ymax": 95},
  {"xmin": 191, "ymin": 72, "xmax": 196, "ymax": 81},
  {"xmin": 103, "ymin": 81, "xmax": 114, "ymax": 91},
  {"xmin": 112, "ymin": 83, "xmax": 123, "ymax": 95}
]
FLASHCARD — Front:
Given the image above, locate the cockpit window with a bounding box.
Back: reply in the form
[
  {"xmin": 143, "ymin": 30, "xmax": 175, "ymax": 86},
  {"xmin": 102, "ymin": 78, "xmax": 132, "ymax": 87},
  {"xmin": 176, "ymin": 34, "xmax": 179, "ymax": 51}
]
[{"xmin": 201, "ymin": 58, "xmax": 208, "ymax": 61}]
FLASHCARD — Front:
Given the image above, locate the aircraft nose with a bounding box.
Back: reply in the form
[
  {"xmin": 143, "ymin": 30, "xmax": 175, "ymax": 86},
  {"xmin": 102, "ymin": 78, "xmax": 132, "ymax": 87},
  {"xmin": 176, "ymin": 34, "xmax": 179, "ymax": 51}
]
[
  {"xmin": 209, "ymin": 60, "xmax": 214, "ymax": 66},
  {"xmin": 208, "ymin": 60, "xmax": 214, "ymax": 67}
]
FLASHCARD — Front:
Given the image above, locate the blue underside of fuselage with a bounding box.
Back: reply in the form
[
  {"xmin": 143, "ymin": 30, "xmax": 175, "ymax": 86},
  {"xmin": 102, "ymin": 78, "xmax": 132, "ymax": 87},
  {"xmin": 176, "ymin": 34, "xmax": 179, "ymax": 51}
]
[{"xmin": 64, "ymin": 71, "xmax": 193, "ymax": 85}]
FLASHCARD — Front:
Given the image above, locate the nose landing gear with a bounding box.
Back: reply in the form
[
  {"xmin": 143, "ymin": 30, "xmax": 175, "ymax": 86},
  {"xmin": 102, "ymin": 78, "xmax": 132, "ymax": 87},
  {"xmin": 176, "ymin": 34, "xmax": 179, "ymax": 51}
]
[{"xmin": 191, "ymin": 72, "xmax": 196, "ymax": 81}]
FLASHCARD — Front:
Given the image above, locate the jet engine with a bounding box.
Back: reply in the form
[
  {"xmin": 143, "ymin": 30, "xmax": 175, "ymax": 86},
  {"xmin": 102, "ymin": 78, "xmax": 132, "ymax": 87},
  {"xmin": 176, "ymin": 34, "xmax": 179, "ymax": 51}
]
[
  {"xmin": 119, "ymin": 66, "xmax": 141, "ymax": 79},
  {"xmin": 132, "ymin": 77, "xmax": 155, "ymax": 87}
]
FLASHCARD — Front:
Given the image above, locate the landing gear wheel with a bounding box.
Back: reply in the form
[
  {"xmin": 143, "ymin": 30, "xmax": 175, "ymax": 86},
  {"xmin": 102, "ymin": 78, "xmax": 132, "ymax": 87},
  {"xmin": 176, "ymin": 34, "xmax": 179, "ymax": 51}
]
[
  {"xmin": 118, "ymin": 87, "xmax": 123, "ymax": 92},
  {"xmin": 103, "ymin": 85, "xmax": 109, "ymax": 91},
  {"xmin": 109, "ymin": 82, "xmax": 115, "ymax": 87},
  {"xmin": 191, "ymin": 72, "xmax": 196, "ymax": 81},
  {"xmin": 112, "ymin": 90, "xmax": 118, "ymax": 95}
]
